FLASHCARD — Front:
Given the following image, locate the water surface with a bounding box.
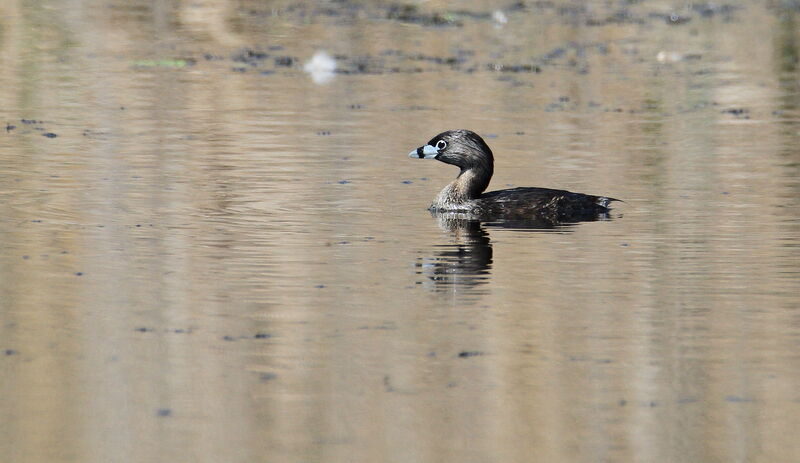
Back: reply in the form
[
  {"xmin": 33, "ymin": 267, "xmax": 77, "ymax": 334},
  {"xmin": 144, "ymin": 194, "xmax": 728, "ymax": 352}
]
[{"xmin": 1, "ymin": 1, "xmax": 799, "ymax": 462}]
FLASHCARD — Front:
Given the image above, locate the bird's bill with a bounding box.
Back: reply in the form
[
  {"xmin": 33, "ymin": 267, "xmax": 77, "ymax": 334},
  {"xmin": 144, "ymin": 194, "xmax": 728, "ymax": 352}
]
[{"xmin": 408, "ymin": 144, "xmax": 439, "ymax": 159}]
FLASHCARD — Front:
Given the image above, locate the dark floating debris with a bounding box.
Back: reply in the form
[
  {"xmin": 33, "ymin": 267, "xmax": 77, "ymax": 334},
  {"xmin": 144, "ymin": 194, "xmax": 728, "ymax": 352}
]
[
  {"xmin": 722, "ymin": 108, "xmax": 748, "ymax": 115},
  {"xmin": 584, "ymin": 2, "xmax": 738, "ymax": 27},
  {"xmin": 6, "ymin": 124, "xmax": 15, "ymax": 132},
  {"xmin": 254, "ymin": 333, "xmax": 271, "ymax": 339},
  {"xmin": 586, "ymin": 12, "xmax": 645, "ymax": 26},
  {"xmin": 232, "ymin": 48, "xmax": 268, "ymax": 63},
  {"xmin": 692, "ymin": 2, "xmax": 739, "ymax": 17},
  {"xmin": 725, "ymin": 395, "xmax": 754, "ymax": 403},
  {"xmin": 487, "ymin": 63, "xmax": 541, "ymax": 73},
  {"xmin": 410, "ymin": 54, "xmax": 463, "ymax": 66},
  {"xmin": 260, "ymin": 372, "xmax": 278, "ymax": 381},
  {"xmin": 386, "ymin": 3, "xmax": 461, "ymax": 26},
  {"xmin": 43, "ymin": 132, "xmax": 58, "ymax": 138},
  {"xmin": 274, "ymin": 56, "xmax": 296, "ymax": 67},
  {"xmin": 383, "ymin": 375, "xmax": 394, "ymax": 392},
  {"xmin": 156, "ymin": 408, "xmax": 172, "ymax": 417},
  {"xmin": 4, "ymin": 349, "xmax": 17, "ymax": 356},
  {"xmin": 722, "ymin": 108, "xmax": 750, "ymax": 119},
  {"xmin": 457, "ymin": 350, "xmax": 484, "ymax": 358},
  {"xmin": 231, "ymin": 48, "xmax": 271, "ymax": 69}
]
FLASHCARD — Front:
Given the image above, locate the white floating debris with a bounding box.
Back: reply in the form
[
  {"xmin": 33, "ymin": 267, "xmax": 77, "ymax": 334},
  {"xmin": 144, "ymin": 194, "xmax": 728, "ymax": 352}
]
[
  {"xmin": 492, "ymin": 10, "xmax": 508, "ymax": 26},
  {"xmin": 304, "ymin": 51, "xmax": 337, "ymax": 84},
  {"xmin": 656, "ymin": 51, "xmax": 683, "ymax": 63}
]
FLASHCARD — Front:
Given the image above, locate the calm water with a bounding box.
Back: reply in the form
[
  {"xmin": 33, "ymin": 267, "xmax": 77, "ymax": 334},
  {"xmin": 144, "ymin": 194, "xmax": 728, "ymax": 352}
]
[{"xmin": 1, "ymin": 1, "xmax": 799, "ymax": 462}]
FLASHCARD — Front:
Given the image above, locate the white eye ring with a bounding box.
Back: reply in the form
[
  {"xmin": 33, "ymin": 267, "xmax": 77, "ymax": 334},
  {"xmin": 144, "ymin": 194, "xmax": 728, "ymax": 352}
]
[{"xmin": 435, "ymin": 140, "xmax": 447, "ymax": 151}]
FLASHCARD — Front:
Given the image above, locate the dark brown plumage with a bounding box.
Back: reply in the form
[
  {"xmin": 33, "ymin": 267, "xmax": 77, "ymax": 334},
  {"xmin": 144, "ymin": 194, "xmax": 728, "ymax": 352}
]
[{"xmin": 409, "ymin": 129, "xmax": 617, "ymax": 222}]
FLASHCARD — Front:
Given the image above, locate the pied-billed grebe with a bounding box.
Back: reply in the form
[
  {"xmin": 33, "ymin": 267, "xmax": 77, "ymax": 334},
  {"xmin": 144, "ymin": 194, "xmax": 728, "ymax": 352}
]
[{"xmin": 409, "ymin": 129, "xmax": 618, "ymax": 221}]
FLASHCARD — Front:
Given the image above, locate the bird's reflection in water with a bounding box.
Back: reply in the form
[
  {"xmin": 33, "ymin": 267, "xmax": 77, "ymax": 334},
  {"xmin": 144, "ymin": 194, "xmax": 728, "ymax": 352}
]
[
  {"xmin": 414, "ymin": 215, "xmax": 493, "ymax": 300},
  {"xmin": 414, "ymin": 210, "xmax": 612, "ymax": 301}
]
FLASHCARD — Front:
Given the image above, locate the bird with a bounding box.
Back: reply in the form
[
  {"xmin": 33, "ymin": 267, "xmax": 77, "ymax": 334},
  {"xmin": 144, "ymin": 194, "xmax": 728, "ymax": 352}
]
[{"xmin": 409, "ymin": 129, "xmax": 618, "ymax": 222}]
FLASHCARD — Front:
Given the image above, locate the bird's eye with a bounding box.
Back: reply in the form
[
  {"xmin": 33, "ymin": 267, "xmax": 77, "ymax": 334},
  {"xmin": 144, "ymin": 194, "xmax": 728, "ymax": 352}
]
[{"xmin": 435, "ymin": 140, "xmax": 447, "ymax": 151}]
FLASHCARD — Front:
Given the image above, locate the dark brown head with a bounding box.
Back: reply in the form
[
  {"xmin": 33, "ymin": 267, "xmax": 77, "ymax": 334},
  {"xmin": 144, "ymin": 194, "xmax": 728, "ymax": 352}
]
[
  {"xmin": 409, "ymin": 130, "xmax": 495, "ymax": 196},
  {"xmin": 409, "ymin": 129, "xmax": 493, "ymax": 168}
]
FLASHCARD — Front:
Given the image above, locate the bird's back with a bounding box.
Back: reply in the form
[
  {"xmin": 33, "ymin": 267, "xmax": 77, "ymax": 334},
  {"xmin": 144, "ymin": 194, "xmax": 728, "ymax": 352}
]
[{"xmin": 474, "ymin": 187, "xmax": 616, "ymax": 221}]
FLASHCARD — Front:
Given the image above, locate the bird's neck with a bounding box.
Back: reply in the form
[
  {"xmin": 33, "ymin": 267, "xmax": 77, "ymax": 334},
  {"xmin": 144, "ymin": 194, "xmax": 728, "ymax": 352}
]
[{"xmin": 432, "ymin": 166, "xmax": 493, "ymax": 208}]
